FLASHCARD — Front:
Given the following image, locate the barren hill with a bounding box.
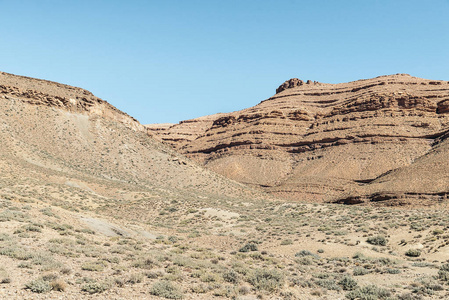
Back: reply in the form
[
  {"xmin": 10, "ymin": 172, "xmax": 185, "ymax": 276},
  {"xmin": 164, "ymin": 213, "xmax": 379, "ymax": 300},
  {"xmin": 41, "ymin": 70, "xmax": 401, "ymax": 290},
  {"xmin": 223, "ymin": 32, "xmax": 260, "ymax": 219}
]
[
  {"xmin": 149, "ymin": 74, "xmax": 449, "ymax": 205},
  {"xmin": 0, "ymin": 71, "xmax": 263, "ymax": 215}
]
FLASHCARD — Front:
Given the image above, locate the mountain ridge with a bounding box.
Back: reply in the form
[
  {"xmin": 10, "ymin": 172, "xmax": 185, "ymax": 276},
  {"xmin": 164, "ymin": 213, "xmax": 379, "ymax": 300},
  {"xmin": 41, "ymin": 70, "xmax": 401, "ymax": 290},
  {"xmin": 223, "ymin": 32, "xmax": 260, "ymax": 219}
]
[
  {"xmin": 0, "ymin": 70, "xmax": 265, "ymax": 210},
  {"xmin": 149, "ymin": 73, "xmax": 449, "ymax": 206}
]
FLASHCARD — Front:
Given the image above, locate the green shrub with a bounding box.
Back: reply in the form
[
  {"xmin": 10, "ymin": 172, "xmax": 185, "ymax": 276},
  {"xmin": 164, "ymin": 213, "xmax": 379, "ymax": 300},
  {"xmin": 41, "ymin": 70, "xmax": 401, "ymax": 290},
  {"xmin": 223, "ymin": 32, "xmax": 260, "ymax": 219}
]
[
  {"xmin": 81, "ymin": 281, "xmax": 110, "ymax": 294},
  {"xmin": 24, "ymin": 224, "xmax": 43, "ymax": 232},
  {"xmin": 440, "ymin": 263, "xmax": 449, "ymax": 272},
  {"xmin": 200, "ymin": 272, "xmax": 218, "ymax": 283},
  {"xmin": 1, "ymin": 277, "xmax": 11, "ymax": 284},
  {"xmin": 374, "ymin": 257, "xmax": 395, "ymax": 266},
  {"xmin": 366, "ymin": 236, "xmax": 387, "ymax": 246},
  {"xmin": 222, "ymin": 269, "xmax": 239, "ymax": 284},
  {"xmin": 190, "ymin": 283, "xmax": 208, "ymax": 293},
  {"xmin": 81, "ymin": 261, "xmax": 105, "ymax": 271},
  {"xmin": 25, "ymin": 279, "xmax": 52, "ymax": 293},
  {"xmin": 168, "ymin": 236, "xmax": 178, "ymax": 243},
  {"xmin": 127, "ymin": 273, "xmax": 143, "ymax": 284},
  {"xmin": 41, "ymin": 273, "xmax": 58, "ymax": 282},
  {"xmin": 433, "ymin": 229, "xmax": 444, "ymax": 235},
  {"xmin": 295, "ymin": 250, "xmax": 316, "ymax": 257},
  {"xmin": 239, "ymin": 243, "xmax": 258, "ymax": 252},
  {"xmin": 339, "ymin": 276, "xmax": 358, "ymax": 291},
  {"xmin": 114, "ymin": 278, "xmax": 125, "ymax": 287},
  {"xmin": 385, "ymin": 268, "xmax": 401, "ymax": 274},
  {"xmin": 146, "ymin": 271, "xmax": 162, "ymax": 279},
  {"xmin": 411, "ymin": 279, "xmax": 443, "ymax": 296},
  {"xmin": 405, "ymin": 249, "xmax": 421, "ymax": 257},
  {"xmin": 40, "ymin": 207, "xmax": 56, "ymax": 217},
  {"xmin": 438, "ymin": 264, "xmax": 449, "ymax": 282},
  {"xmin": 150, "ymin": 281, "xmax": 183, "ymax": 299},
  {"xmin": 133, "ymin": 257, "xmax": 155, "ymax": 269},
  {"xmin": 346, "ymin": 284, "xmax": 391, "ymax": 299},
  {"xmin": 248, "ymin": 268, "xmax": 284, "ymax": 292},
  {"xmin": 353, "ymin": 267, "xmax": 370, "ymax": 276},
  {"xmin": 352, "ymin": 252, "xmax": 365, "ymax": 259},
  {"xmin": 296, "ymin": 256, "xmax": 314, "ymax": 265},
  {"xmin": 317, "ymin": 279, "xmax": 341, "ymax": 291},
  {"xmin": 410, "ymin": 223, "xmax": 423, "ymax": 231},
  {"xmin": 212, "ymin": 285, "xmax": 235, "ymax": 297}
]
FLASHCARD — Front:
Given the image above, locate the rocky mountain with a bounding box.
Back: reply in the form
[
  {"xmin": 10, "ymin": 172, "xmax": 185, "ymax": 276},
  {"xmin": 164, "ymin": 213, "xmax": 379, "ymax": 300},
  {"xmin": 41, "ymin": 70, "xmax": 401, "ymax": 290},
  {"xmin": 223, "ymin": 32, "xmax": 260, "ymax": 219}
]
[
  {"xmin": 0, "ymin": 71, "xmax": 263, "ymax": 217},
  {"xmin": 149, "ymin": 74, "xmax": 449, "ymax": 205}
]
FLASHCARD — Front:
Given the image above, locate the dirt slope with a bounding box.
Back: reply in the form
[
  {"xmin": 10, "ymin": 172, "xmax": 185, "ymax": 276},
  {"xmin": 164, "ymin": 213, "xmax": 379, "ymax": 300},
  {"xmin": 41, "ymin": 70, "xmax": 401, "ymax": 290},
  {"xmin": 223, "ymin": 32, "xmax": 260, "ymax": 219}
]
[
  {"xmin": 0, "ymin": 71, "xmax": 263, "ymax": 208},
  {"xmin": 149, "ymin": 74, "xmax": 449, "ymax": 205}
]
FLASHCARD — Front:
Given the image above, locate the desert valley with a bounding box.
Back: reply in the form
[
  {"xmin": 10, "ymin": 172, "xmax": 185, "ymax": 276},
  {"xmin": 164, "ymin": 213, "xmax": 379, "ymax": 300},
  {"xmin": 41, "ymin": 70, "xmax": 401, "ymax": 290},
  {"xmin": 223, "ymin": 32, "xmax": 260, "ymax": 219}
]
[{"xmin": 1, "ymin": 71, "xmax": 449, "ymax": 299}]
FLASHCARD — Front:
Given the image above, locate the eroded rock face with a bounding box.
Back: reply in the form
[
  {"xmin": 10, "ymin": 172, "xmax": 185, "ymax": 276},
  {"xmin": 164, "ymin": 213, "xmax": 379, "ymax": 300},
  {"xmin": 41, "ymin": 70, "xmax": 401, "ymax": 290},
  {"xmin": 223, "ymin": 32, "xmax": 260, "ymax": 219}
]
[
  {"xmin": 0, "ymin": 71, "xmax": 258, "ymax": 206},
  {"xmin": 276, "ymin": 78, "xmax": 304, "ymax": 93},
  {"xmin": 150, "ymin": 74, "xmax": 449, "ymax": 205},
  {"xmin": 0, "ymin": 71, "xmax": 145, "ymax": 133}
]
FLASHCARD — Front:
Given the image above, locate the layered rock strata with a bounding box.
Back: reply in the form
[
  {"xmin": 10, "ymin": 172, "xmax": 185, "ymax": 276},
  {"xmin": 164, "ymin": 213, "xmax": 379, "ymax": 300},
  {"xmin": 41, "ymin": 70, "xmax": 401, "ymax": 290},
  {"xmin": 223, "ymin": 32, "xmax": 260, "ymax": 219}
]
[
  {"xmin": 150, "ymin": 74, "xmax": 449, "ymax": 205},
  {"xmin": 0, "ymin": 71, "xmax": 259, "ymax": 205},
  {"xmin": 0, "ymin": 71, "xmax": 145, "ymax": 133}
]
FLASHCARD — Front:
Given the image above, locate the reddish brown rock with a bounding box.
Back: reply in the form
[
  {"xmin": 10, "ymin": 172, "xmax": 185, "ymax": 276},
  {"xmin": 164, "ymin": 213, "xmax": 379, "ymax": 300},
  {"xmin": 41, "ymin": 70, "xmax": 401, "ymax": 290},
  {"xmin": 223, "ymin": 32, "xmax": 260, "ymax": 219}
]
[
  {"xmin": 276, "ymin": 78, "xmax": 304, "ymax": 93},
  {"xmin": 150, "ymin": 74, "xmax": 449, "ymax": 205}
]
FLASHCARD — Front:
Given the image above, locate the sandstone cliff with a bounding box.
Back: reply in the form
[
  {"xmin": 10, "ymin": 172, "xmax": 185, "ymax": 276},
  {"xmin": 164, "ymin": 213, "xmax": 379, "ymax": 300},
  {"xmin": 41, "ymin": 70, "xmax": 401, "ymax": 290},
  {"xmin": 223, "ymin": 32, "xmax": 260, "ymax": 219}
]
[{"xmin": 150, "ymin": 74, "xmax": 449, "ymax": 205}]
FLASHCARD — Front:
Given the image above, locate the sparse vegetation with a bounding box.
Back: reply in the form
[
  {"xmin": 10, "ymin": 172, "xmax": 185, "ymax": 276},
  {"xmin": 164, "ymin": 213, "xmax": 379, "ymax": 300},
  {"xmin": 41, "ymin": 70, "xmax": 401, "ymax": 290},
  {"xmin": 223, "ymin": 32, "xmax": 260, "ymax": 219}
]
[
  {"xmin": 405, "ymin": 249, "xmax": 421, "ymax": 257},
  {"xmin": 222, "ymin": 269, "xmax": 239, "ymax": 284},
  {"xmin": 25, "ymin": 279, "xmax": 52, "ymax": 293},
  {"xmin": 81, "ymin": 281, "xmax": 110, "ymax": 294},
  {"xmin": 239, "ymin": 243, "xmax": 258, "ymax": 252},
  {"xmin": 248, "ymin": 268, "xmax": 284, "ymax": 292},
  {"xmin": 346, "ymin": 284, "xmax": 391, "ymax": 299},
  {"xmin": 339, "ymin": 275, "xmax": 358, "ymax": 291},
  {"xmin": 2, "ymin": 79, "xmax": 449, "ymax": 299},
  {"xmin": 366, "ymin": 235, "xmax": 388, "ymax": 246},
  {"xmin": 81, "ymin": 261, "xmax": 106, "ymax": 272},
  {"xmin": 150, "ymin": 280, "xmax": 183, "ymax": 299}
]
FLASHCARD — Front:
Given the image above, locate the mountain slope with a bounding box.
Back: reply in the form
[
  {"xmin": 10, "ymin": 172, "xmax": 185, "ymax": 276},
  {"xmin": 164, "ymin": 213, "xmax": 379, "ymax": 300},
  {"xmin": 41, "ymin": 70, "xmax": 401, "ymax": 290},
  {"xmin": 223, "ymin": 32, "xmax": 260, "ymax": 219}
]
[
  {"xmin": 0, "ymin": 71, "xmax": 284, "ymax": 299},
  {"xmin": 149, "ymin": 74, "xmax": 449, "ymax": 205},
  {"xmin": 0, "ymin": 71, "xmax": 264, "ymax": 213}
]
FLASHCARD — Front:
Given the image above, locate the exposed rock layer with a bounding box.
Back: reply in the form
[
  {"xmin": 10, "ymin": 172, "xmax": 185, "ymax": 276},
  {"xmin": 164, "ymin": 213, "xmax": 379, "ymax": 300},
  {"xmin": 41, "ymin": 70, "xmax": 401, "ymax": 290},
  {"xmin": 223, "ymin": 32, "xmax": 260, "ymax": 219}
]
[
  {"xmin": 0, "ymin": 71, "xmax": 260, "ymax": 206},
  {"xmin": 150, "ymin": 74, "xmax": 449, "ymax": 205},
  {"xmin": 0, "ymin": 71, "xmax": 146, "ymax": 133}
]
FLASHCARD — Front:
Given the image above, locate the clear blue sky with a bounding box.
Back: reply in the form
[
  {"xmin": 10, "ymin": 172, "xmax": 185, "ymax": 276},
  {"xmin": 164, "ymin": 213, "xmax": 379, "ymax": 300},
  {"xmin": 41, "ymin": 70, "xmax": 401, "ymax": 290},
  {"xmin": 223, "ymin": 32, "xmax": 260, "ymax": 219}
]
[{"xmin": 1, "ymin": 0, "xmax": 448, "ymax": 124}]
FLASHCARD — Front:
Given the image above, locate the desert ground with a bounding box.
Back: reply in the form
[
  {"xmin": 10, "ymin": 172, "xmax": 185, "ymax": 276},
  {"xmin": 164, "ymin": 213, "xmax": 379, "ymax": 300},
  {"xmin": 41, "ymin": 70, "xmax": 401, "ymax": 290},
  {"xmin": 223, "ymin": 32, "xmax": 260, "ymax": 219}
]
[{"xmin": 1, "ymin": 71, "xmax": 449, "ymax": 299}]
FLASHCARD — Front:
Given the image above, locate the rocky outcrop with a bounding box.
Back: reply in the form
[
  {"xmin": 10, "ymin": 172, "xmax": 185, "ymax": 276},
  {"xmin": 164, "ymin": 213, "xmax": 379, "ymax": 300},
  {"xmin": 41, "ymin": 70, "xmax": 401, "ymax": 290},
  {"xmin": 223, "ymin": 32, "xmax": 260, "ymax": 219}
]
[
  {"xmin": 276, "ymin": 78, "xmax": 304, "ymax": 93},
  {"xmin": 0, "ymin": 71, "xmax": 145, "ymax": 133},
  {"xmin": 276, "ymin": 78, "xmax": 319, "ymax": 93},
  {"xmin": 145, "ymin": 113, "xmax": 227, "ymax": 148},
  {"xmin": 151, "ymin": 74, "xmax": 449, "ymax": 205},
  {"xmin": 0, "ymin": 71, "xmax": 259, "ymax": 207}
]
